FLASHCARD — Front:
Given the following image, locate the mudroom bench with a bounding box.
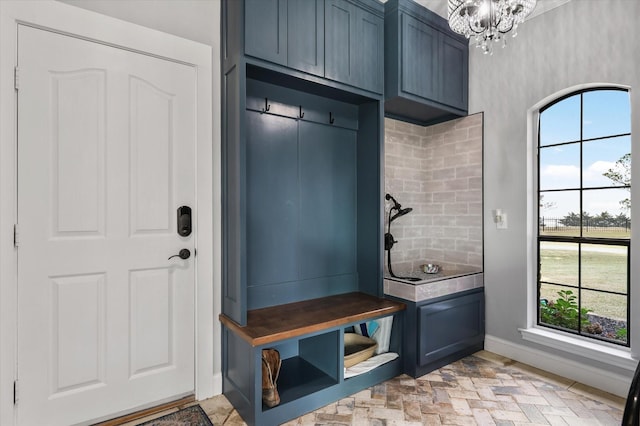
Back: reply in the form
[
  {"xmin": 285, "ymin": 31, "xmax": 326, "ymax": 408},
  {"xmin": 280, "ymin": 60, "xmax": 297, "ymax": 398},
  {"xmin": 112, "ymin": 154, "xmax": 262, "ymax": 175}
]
[{"xmin": 219, "ymin": 292, "xmax": 405, "ymax": 426}]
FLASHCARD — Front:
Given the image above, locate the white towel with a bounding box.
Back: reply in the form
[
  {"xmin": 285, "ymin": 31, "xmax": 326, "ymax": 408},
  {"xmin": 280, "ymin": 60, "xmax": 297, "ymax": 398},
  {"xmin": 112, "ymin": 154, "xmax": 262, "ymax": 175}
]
[{"xmin": 343, "ymin": 352, "xmax": 399, "ymax": 379}]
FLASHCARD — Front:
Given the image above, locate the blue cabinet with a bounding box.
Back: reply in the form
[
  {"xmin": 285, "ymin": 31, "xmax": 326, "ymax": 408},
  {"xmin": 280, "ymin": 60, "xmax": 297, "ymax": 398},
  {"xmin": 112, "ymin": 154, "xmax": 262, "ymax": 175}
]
[
  {"xmin": 389, "ymin": 288, "xmax": 484, "ymax": 378},
  {"xmin": 385, "ymin": 0, "xmax": 468, "ymax": 125},
  {"xmin": 245, "ymin": 0, "xmax": 324, "ymax": 76},
  {"xmin": 243, "ymin": 0, "xmax": 383, "ymax": 94},
  {"xmin": 221, "ymin": 1, "xmax": 389, "ymax": 423},
  {"xmin": 400, "ymin": 13, "xmax": 439, "ymax": 102},
  {"xmin": 325, "ymin": 0, "xmax": 355, "ymax": 86},
  {"xmin": 418, "ymin": 289, "xmax": 484, "ymax": 368},
  {"xmin": 244, "ymin": 0, "xmax": 288, "ymax": 66},
  {"xmin": 440, "ymin": 33, "xmax": 468, "ymax": 111},
  {"xmin": 325, "ymin": 0, "xmax": 384, "ymax": 93},
  {"xmin": 288, "ymin": 0, "xmax": 325, "ymax": 75}
]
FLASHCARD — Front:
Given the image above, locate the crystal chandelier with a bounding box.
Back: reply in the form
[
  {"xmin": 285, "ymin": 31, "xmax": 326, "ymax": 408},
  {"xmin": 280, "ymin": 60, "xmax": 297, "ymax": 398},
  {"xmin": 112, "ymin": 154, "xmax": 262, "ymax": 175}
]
[{"xmin": 448, "ymin": 0, "xmax": 537, "ymax": 55}]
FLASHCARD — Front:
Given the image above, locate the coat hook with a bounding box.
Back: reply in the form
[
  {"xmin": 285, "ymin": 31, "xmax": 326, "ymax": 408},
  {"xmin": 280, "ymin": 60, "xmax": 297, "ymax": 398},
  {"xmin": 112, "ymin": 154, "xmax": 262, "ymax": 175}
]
[
  {"xmin": 262, "ymin": 97, "xmax": 271, "ymax": 113},
  {"xmin": 299, "ymin": 105, "xmax": 304, "ymax": 119},
  {"xmin": 329, "ymin": 112, "xmax": 335, "ymax": 124}
]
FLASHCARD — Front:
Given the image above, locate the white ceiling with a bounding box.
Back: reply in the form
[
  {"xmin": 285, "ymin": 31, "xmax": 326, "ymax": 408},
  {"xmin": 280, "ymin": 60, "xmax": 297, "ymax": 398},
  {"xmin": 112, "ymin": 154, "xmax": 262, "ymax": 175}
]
[{"xmin": 396, "ymin": 0, "xmax": 571, "ymax": 20}]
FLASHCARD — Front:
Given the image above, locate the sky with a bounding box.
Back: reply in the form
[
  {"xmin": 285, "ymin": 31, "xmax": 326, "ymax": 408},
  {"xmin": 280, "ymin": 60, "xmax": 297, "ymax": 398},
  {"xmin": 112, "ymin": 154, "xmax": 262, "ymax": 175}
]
[{"xmin": 539, "ymin": 90, "xmax": 631, "ymax": 218}]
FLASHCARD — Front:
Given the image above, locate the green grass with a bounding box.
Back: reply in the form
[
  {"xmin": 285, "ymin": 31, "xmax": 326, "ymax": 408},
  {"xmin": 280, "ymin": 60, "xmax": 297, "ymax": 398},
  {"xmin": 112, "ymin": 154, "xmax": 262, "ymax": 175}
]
[{"xmin": 539, "ymin": 245, "xmax": 628, "ymax": 320}]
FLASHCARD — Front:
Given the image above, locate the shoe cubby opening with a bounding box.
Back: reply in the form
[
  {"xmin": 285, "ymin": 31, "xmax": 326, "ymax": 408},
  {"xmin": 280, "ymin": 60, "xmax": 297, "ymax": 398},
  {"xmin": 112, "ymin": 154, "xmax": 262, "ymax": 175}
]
[{"xmin": 261, "ymin": 330, "xmax": 340, "ymax": 411}]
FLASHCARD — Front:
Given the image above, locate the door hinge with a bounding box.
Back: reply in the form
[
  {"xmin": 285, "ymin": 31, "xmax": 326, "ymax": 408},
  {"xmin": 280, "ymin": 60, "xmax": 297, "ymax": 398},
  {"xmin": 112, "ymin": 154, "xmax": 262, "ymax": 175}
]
[
  {"xmin": 14, "ymin": 67, "xmax": 19, "ymax": 91},
  {"xmin": 14, "ymin": 224, "xmax": 20, "ymax": 248},
  {"xmin": 13, "ymin": 380, "xmax": 18, "ymax": 405}
]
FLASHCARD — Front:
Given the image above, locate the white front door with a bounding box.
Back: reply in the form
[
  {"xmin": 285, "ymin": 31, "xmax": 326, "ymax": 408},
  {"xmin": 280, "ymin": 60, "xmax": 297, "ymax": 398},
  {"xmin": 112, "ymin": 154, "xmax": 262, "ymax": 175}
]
[{"xmin": 16, "ymin": 25, "xmax": 196, "ymax": 426}]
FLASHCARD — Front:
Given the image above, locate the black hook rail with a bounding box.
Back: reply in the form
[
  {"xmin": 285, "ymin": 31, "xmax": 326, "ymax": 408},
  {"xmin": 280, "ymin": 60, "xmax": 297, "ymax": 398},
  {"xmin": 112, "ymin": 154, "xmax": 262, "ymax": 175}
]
[{"xmin": 256, "ymin": 96, "xmax": 344, "ymax": 127}]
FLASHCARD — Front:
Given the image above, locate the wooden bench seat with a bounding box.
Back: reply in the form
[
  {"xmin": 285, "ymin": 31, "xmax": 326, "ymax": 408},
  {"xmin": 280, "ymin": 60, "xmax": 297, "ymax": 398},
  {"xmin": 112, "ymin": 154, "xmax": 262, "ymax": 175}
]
[{"xmin": 219, "ymin": 292, "xmax": 405, "ymax": 347}]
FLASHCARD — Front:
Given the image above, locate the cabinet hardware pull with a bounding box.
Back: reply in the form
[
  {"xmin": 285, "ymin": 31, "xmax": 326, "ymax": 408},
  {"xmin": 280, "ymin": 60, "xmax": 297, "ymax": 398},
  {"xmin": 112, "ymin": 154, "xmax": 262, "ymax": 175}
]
[
  {"xmin": 262, "ymin": 97, "xmax": 270, "ymax": 113},
  {"xmin": 329, "ymin": 112, "xmax": 335, "ymax": 124},
  {"xmin": 299, "ymin": 105, "xmax": 304, "ymax": 119}
]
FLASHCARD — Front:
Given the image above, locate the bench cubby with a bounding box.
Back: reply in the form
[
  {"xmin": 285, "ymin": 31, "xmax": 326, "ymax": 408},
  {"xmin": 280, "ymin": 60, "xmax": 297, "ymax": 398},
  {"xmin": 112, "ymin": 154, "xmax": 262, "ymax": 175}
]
[{"xmin": 220, "ymin": 293, "xmax": 405, "ymax": 425}]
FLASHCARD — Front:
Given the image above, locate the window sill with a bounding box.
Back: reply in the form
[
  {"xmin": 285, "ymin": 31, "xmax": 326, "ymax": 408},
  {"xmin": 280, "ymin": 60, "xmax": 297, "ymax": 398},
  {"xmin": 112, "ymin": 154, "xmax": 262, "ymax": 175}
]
[{"xmin": 519, "ymin": 327, "xmax": 637, "ymax": 371}]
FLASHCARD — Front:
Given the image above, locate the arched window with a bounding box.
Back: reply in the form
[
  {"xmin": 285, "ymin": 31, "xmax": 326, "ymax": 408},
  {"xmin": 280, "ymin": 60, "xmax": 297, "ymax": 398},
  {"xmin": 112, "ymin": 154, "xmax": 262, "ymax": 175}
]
[{"xmin": 537, "ymin": 88, "xmax": 631, "ymax": 346}]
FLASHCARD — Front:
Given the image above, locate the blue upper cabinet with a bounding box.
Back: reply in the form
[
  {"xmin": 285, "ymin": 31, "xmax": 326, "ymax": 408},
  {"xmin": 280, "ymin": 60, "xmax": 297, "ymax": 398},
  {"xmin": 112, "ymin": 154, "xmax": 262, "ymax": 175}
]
[
  {"xmin": 325, "ymin": 0, "xmax": 384, "ymax": 93},
  {"xmin": 244, "ymin": 0, "xmax": 288, "ymax": 66},
  {"xmin": 440, "ymin": 34, "xmax": 468, "ymax": 111},
  {"xmin": 355, "ymin": 4, "xmax": 384, "ymax": 93},
  {"xmin": 385, "ymin": 0, "xmax": 468, "ymax": 125},
  {"xmin": 245, "ymin": 0, "xmax": 323, "ymax": 76},
  {"xmin": 400, "ymin": 13, "xmax": 439, "ymax": 102},
  {"xmin": 325, "ymin": 0, "xmax": 356, "ymax": 86},
  {"xmin": 244, "ymin": 0, "xmax": 383, "ymax": 94},
  {"xmin": 288, "ymin": 0, "xmax": 325, "ymax": 76}
]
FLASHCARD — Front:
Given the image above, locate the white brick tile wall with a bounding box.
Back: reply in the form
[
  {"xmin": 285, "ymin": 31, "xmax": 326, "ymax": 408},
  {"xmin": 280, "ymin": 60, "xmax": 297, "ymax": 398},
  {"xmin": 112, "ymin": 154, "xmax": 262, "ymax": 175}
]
[{"xmin": 384, "ymin": 113, "xmax": 483, "ymax": 274}]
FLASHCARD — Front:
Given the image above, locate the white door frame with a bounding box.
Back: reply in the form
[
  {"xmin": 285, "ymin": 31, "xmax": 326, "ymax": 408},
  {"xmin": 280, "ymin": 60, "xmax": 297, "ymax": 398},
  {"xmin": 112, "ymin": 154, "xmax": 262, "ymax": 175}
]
[{"xmin": 0, "ymin": 2, "xmax": 222, "ymax": 425}]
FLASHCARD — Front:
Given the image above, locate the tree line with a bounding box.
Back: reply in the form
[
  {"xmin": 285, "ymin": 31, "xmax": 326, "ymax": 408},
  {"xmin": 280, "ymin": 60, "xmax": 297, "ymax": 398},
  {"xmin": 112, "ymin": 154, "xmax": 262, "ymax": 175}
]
[{"xmin": 555, "ymin": 211, "xmax": 630, "ymax": 228}]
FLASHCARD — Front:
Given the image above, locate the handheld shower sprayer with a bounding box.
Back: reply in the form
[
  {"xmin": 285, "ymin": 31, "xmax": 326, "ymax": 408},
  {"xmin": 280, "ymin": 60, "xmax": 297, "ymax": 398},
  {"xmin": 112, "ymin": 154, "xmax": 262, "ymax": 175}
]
[
  {"xmin": 384, "ymin": 194, "xmax": 420, "ymax": 282},
  {"xmin": 385, "ymin": 193, "xmax": 413, "ymax": 222}
]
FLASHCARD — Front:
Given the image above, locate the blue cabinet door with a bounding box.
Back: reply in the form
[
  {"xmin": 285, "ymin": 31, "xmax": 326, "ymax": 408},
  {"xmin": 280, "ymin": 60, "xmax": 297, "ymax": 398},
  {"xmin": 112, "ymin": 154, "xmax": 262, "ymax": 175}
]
[
  {"xmin": 245, "ymin": 0, "xmax": 287, "ymax": 66},
  {"xmin": 355, "ymin": 6, "xmax": 384, "ymax": 94},
  {"xmin": 400, "ymin": 13, "xmax": 438, "ymax": 102},
  {"xmin": 325, "ymin": 0, "xmax": 357, "ymax": 87},
  {"xmin": 287, "ymin": 0, "xmax": 324, "ymax": 76},
  {"xmin": 245, "ymin": 0, "xmax": 325, "ymax": 77},
  {"xmin": 440, "ymin": 33, "xmax": 468, "ymax": 111},
  {"xmin": 325, "ymin": 0, "xmax": 383, "ymax": 94},
  {"xmin": 418, "ymin": 290, "xmax": 484, "ymax": 367}
]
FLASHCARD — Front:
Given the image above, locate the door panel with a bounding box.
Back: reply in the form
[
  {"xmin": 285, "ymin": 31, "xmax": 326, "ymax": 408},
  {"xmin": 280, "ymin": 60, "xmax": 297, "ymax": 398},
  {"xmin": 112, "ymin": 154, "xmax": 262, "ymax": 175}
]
[
  {"xmin": 325, "ymin": 0, "xmax": 356, "ymax": 86},
  {"xmin": 418, "ymin": 291, "xmax": 484, "ymax": 367},
  {"xmin": 441, "ymin": 34, "xmax": 468, "ymax": 110},
  {"xmin": 287, "ymin": 0, "xmax": 324, "ymax": 76},
  {"xmin": 51, "ymin": 70, "xmax": 106, "ymax": 236},
  {"xmin": 51, "ymin": 273, "xmax": 106, "ymax": 394},
  {"xmin": 401, "ymin": 14, "xmax": 438, "ymax": 101},
  {"xmin": 17, "ymin": 25, "xmax": 196, "ymax": 426},
  {"xmin": 130, "ymin": 76, "xmax": 174, "ymax": 234},
  {"xmin": 129, "ymin": 268, "xmax": 177, "ymax": 377},
  {"xmin": 355, "ymin": 8, "xmax": 384, "ymax": 93},
  {"xmin": 299, "ymin": 121, "xmax": 357, "ymax": 279},
  {"xmin": 325, "ymin": 0, "xmax": 383, "ymax": 93},
  {"xmin": 246, "ymin": 111, "xmax": 299, "ymax": 288},
  {"xmin": 244, "ymin": 0, "xmax": 287, "ymax": 65}
]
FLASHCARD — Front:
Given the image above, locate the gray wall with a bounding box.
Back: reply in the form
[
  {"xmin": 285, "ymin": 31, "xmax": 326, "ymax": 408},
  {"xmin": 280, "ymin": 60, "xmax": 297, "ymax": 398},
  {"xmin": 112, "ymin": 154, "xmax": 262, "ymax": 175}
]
[
  {"xmin": 470, "ymin": 0, "xmax": 640, "ymax": 374},
  {"xmin": 59, "ymin": 0, "xmax": 218, "ymax": 46}
]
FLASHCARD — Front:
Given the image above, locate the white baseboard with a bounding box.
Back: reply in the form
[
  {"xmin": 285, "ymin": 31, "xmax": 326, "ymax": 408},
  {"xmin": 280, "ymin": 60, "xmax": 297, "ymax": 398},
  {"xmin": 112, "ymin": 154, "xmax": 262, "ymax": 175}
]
[
  {"xmin": 212, "ymin": 372, "xmax": 223, "ymax": 396},
  {"xmin": 485, "ymin": 334, "xmax": 632, "ymax": 397},
  {"xmin": 196, "ymin": 372, "xmax": 222, "ymax": 401}
]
